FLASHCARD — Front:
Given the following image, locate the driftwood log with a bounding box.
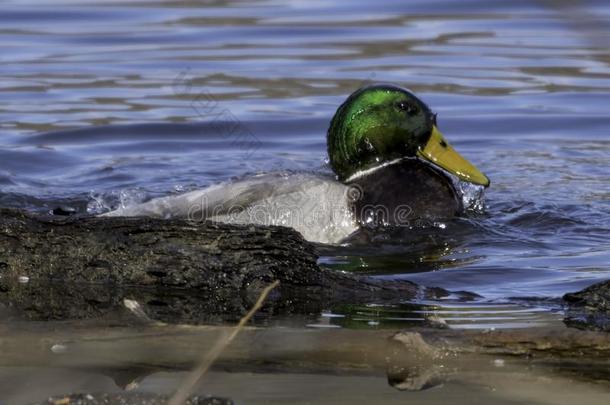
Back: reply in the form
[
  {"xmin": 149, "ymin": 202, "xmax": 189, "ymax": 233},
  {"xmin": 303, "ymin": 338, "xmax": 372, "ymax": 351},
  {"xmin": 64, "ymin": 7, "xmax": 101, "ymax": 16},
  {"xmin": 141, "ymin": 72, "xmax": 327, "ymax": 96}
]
[
  {"xmin": 564, "ymin": 279, "xmax": 610, "ymax": 331},
  {"xmin": 1, "ymin": 208, "xmax": 608, "ymax": 326},
  {"xmin": 0, "ymin": 208, "xmax": 453, "ymax": 323}
]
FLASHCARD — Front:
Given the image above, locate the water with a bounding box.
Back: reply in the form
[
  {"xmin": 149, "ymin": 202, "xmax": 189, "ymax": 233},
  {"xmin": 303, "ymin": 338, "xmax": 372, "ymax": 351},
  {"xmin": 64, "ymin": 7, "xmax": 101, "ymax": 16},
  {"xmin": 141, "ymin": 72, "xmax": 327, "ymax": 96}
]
[{"xmin": 0, "ymin": 0, "xmax": 609, "ymax": 402}]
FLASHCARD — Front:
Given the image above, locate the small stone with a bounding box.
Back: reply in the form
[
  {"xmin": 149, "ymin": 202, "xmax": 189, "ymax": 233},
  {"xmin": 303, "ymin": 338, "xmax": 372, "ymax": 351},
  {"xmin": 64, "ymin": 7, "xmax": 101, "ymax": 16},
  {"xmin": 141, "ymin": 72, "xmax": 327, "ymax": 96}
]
[
  {"xmin": 18, "ymin": 275, "xmax": 29, "ymax": 284},
  {"xmin": 124, "ymin": 381, "xmax": 139, "ymax": 391},
  {"xmin": 493, "ymin": 359, "xmax": 505, "ymax": 367},
  {"xmin": 51, "ymin": 344, "xmax": 68, "ymax": 354},
  {"xmin": 123, "ymin": 298, "xmax": 153, "ymax": 322}
]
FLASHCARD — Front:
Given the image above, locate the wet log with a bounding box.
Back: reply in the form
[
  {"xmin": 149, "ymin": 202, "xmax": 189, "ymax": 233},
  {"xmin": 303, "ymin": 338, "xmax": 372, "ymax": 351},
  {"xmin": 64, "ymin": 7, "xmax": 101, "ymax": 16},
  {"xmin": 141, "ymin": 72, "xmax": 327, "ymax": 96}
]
[
  {"xmin": 0, "ymin": 208, "xmax": 447, "ymax": 323},
  {"xmin": 564, "ymin": 279, "xmax": 610, "ymax": 331},
  {"xmin": 564, "ymin": 280, "xmax": 610, "ymax": 313}
]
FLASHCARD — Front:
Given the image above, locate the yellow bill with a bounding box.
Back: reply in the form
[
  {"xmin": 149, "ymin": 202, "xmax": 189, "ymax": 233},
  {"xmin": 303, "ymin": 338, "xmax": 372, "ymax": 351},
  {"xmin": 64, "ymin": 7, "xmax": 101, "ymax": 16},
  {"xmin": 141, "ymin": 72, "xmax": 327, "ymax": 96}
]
[{"xmin": 417, "ymin": 126, "xmax": 490, "ymax": 187}]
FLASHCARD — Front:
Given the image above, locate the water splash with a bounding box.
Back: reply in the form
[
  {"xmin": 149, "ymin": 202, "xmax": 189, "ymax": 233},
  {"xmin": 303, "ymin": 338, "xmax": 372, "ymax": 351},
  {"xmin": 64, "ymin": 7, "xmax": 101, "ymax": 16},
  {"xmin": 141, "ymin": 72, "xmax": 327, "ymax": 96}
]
[
  {"xmin": 87, "ymin": 188, "xmax": 148, "ymax": 215},
  {"xmin": 457, "ymin": 181, "xmax": 486, "ymax": 213}
]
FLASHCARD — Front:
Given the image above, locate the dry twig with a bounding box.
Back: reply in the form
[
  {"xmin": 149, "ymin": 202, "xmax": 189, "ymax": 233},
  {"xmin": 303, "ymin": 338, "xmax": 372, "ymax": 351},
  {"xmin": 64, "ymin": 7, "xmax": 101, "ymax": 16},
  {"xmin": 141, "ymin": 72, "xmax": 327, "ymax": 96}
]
[{"xmin": 168, "ymin": 280, "xmax": 280, "ymax": 405}]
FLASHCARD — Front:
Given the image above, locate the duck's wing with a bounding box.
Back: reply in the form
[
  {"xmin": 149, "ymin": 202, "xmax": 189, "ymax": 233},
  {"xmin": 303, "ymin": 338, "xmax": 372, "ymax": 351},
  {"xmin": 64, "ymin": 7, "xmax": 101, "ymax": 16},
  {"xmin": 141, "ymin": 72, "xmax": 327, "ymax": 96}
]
[
  {"xmin": 101, "ymin": 173, "xmax": 286, "ymax": 219},
  {"xmin": 101, "ymin": 172, "xmax": 359, "ymax": 244}
]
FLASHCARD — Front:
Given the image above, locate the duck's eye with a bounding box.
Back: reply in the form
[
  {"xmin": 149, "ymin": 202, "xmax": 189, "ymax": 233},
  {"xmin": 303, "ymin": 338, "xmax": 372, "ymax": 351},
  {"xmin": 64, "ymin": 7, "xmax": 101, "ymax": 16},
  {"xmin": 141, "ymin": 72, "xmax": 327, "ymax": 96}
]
[{"xmin": 396, "ymin": 101, "xmax": 417, "ymax": 115}]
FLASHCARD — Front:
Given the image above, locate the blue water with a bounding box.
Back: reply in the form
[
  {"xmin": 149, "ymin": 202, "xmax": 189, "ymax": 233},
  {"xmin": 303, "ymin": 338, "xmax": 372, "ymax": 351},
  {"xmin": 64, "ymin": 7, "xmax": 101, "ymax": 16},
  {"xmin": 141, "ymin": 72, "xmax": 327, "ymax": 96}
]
[{"xmin": 1, "ymin": 0, "xmax": 609, "ymax": 328}]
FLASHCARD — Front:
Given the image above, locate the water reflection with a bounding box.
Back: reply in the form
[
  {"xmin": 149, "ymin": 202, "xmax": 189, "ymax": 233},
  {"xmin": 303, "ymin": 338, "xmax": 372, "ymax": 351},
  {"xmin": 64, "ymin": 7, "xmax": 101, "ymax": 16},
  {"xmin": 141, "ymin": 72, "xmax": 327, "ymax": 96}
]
[{"xmin": 310, "ymin": 300, "xmax": 563, "ymax": 330}]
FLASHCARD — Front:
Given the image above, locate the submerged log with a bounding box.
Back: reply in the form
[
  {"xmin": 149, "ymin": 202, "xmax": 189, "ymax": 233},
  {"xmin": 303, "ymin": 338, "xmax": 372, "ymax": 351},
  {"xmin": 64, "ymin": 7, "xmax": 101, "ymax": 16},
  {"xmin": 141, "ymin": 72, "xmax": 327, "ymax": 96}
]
[
  {"xmin": 0, "ymin": 208, "xmax": 450, "ymax": 323},
  {"xmin": 2, "ymin": 322, "xmax": 608, "ymax": 401}
]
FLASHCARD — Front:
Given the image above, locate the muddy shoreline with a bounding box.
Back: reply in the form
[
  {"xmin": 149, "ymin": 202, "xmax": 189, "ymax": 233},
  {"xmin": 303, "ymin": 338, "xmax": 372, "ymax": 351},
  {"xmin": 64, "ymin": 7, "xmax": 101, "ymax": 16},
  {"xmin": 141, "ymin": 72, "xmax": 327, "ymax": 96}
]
[{"xmin": 10, "ymin": 322, "xmax": 608, "ymax": 404}]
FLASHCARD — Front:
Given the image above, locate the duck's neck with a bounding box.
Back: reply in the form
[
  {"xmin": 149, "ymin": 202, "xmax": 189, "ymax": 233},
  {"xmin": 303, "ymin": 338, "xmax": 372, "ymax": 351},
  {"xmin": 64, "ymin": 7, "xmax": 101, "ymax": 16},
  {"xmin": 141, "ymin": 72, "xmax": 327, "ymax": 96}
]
[{"xmin": 346, "ymin": 158, "xmax": 462, "ymax": 228}]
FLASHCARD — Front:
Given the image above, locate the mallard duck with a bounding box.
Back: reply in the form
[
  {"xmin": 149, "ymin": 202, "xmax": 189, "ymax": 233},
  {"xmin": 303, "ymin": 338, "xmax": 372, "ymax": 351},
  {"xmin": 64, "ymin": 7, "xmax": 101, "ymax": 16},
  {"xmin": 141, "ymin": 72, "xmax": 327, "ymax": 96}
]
[{"xmin": 103, "ymin": 84, "xmax": 489, "ymax": 244}]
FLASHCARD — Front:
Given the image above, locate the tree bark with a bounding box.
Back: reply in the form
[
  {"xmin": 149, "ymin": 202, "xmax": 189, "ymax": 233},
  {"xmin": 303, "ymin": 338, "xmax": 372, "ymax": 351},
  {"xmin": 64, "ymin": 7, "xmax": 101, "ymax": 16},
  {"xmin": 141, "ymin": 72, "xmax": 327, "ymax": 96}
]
[
  {"xmin": 0, "ymin": 208, "xmax": 448, "ymax": 323},
  {"xmin": 564, "ymin": 279, "xmax": 610, "ymax": 331}
]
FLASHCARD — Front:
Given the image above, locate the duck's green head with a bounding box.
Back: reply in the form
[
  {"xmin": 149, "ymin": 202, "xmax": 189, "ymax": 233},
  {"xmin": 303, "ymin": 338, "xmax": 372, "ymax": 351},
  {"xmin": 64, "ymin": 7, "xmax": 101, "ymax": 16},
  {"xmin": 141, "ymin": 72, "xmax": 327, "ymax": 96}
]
[{"xmin": 327, "ymin": 84, "xmax": 490, "ymax": 186}]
